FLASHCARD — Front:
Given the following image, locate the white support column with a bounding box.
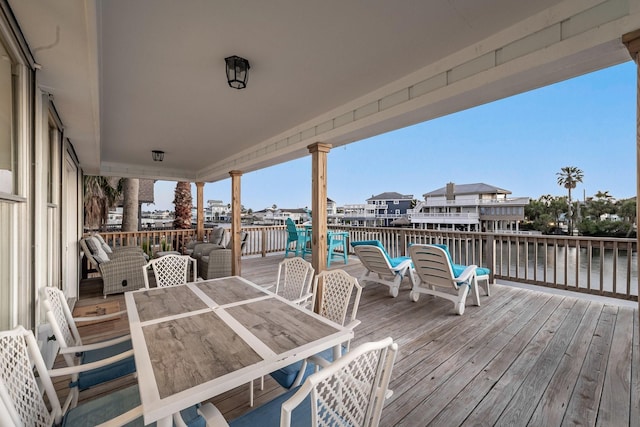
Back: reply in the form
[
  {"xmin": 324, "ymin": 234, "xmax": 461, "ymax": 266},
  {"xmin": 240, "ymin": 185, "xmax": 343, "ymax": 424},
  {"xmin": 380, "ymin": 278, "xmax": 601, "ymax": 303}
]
[{"xmin": 622, "ymin": 29, "xmax": 640, "ymax": 317}]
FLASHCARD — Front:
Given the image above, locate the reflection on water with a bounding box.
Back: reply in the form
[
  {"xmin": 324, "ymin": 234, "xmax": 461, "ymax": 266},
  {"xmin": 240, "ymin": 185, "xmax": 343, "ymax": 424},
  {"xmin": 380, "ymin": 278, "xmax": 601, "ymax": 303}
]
[{"xmin": 496, "ymin": 242, "xmax": 638, "ymax": 297}]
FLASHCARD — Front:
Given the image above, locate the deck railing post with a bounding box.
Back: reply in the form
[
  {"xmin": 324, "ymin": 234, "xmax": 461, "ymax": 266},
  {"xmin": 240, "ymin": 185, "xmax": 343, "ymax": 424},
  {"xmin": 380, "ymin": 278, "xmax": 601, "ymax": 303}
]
[{"xmin": 486, "ymin": 234, "xmax": 495, "ymax": 283}]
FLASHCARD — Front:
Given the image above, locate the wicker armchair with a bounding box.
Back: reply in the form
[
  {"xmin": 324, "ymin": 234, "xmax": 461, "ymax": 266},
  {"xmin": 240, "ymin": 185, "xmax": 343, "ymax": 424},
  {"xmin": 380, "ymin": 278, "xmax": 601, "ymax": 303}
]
[
  {"xmin": 199, "ymin": 249, "xmax": 232, "ymax": 280},
  {"xmin": 80, "ymin": 236, "xmax": 147, "ymax": 296}
]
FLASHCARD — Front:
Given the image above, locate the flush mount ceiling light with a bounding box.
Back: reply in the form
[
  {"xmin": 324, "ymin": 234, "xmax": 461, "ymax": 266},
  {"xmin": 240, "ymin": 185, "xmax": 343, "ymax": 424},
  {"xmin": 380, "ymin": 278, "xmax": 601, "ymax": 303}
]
[
  {"xmin": 152, "ymin": 150, "xmax": 164, "ymax": 162},
  {"xmin": 225, "ymin": 55, "xmax": 250, "ymax": 89}
]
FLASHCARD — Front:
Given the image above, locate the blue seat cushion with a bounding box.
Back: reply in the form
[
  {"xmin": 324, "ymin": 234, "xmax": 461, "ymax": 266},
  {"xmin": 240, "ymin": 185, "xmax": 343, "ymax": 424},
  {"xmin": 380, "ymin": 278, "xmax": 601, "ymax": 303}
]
[
  {"xmin": 63, "ymin": 384, "xmax": 144, "ymax": 426},
  {"xmin": 76, "ymin": 338, "xmax": 136, "ymax": 390},
  {"xmin": 63, "ymin": 384, "xmax": 205, "ymax": 426},
  {"xmin": 270, "ymin": 345, "xmax": 346, "ymax": 390},
  {"xmin": 230, "ymin": 386, "xmax": 311, "ymax": 427}
]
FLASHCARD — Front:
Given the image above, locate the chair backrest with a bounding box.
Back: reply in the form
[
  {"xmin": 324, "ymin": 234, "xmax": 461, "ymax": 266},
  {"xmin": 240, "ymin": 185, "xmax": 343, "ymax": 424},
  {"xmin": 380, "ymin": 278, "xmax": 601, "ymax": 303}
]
[
  {"xmin": 285, "ymin": 218, "xmax": 299, "ymax": 239},
  {"xmin": 281, "ymin": 337, "xmax": 398, "ymax": 427},
  {"xmin": 408, "ymin": 244, "xmax": 457, "ymax": 288},
  {"xmin": 0, "ymin": 326, "xmax": 66, "ymax": 426},
  {"xmin": 41, "ymin": 287, "xmax": 82, "ymax": 366},
  {"xmin": 312, "ymin": 269, "xmax": 362, "ymax": 327},
  {"xmin": 275, "ymin": 257, "xmax": 315, "ymax": 303},
  {"xmin": 210, "ymin": 226, "xmax": 226, "ymax": 245},
  {"xmin": 225, "ymin": 231, "xmax": 249, "ymax": 251},
  {"xmin": 351, "ymin": 243, "xmax": 394, "ymax": 275},
  {"xmin": 143, "ymin": 254, "xmax": 196, "ymax": 288},
  {"xmin": 79, "ymin": 236, "xmax": 110, "ymax": 267}
]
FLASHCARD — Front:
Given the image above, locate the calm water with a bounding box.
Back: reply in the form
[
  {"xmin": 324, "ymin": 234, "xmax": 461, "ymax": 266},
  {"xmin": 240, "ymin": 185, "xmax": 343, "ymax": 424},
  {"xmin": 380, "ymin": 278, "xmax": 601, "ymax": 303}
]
[{"xmin": 495, "ymin": 243, "xmax": 638, "ymax": 297}]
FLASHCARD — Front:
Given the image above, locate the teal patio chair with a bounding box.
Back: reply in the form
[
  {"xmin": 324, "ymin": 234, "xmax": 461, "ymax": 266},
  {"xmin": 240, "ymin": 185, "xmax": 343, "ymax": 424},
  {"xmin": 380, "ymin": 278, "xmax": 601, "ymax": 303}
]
[
  {"xmin": 350, "ymin": 240, "xmax": 412, "ymax": 297},
  {"xmin": 285, "ymin": 218, "xmax": 309, "ymax": 258},
  {"xmin": 327, "ymin": 231, "xmax": 349, "ymax": 266}
]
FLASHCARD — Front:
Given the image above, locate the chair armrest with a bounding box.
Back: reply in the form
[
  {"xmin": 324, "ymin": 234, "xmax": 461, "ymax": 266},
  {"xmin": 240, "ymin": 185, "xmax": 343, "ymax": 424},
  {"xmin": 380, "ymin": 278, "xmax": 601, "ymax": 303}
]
[
  {"xmin": 99, "ymin": 254, "xmax": 147, "ymax": 276},
  {"xmin": 193, "ymin": 243, "xmax": 225, "ymax": 258},
  {"xmin": 59, "ymin": 334, "xmax": 131, "ymax": 355},
  {"xmin": 456, "ymin": 264, "xmax": 478, "ymax": 284},
  {"xmin": 48, "ymin": 349, "xmax": 134, "ymax": 377},
  {"xmin": 193, "ymin": 403, "xmax": 230, "ymax": 427},
  {"xmin": 345, "ymin": 319, "xmax": 361, "ymax": 331},
  {"xmin": 292, "ymin": 293, "xmax": 313, "ymax": 307},
  {"xmin": 95, "ymin": 406, "xmax": 145, "ymax": 427},
  {"xmin": 73, "ymin": 310, "xmax": 127, "ymax": 323}
]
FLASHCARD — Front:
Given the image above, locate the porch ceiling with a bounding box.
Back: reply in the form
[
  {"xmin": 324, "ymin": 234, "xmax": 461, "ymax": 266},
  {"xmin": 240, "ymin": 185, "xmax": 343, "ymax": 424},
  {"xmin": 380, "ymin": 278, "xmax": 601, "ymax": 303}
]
[{"xmin": 7, "ymin": 0, "xmax": 640, "ymax": 182}]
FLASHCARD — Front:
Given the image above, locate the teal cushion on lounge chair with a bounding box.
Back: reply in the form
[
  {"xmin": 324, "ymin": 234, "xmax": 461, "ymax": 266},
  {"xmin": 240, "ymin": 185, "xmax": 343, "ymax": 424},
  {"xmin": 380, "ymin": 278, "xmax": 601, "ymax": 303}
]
[
  {"xmin": 351, "ymin": 240, "xmax": 384, "ymax": 249},
  {"xmin": 270, "ymin": 345, "xmax": 346, "ymax": 389},
  {"xmin": 229, "ymin": 386, "xmax": 311, "ymax": 427},
  {"xmin": 431, "ymin": 244, "xmax": 490, "ymax": 278},
  {"xmin": 352, "ymin": 240, "xmax": 412, "ymax": 270},
  {"xmin": 389, "ymin": 256, "xmax": 412, "ymax": 268},
  {"xmin": 76, "ymin": 338, "xmax": 136, "ymax": 390}
]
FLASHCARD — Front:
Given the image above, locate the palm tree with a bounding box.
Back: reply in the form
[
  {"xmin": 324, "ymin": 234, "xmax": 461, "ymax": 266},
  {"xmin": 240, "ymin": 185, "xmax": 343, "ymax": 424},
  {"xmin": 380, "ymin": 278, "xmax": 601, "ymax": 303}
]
[
  {"xmin": 83, "ymin": 176, "xmax": 123, "ymax": 231},
  {"xmin": 556, "ymin": 166, "xmax": 584, "ymax": 235},
  {"xmin": 173, "ymin": 181, "xmax": 192, "ymax": 229},
  {"xmin": 121, "ymin": 178, "xmax": 139, "ymax": 232}
]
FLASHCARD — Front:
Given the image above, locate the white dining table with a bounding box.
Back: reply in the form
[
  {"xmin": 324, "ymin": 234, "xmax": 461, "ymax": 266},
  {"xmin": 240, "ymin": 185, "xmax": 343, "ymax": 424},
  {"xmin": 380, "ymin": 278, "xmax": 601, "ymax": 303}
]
[{"xmin": 124, "ymin": 276, "xmax": 353, "ymax": 426}]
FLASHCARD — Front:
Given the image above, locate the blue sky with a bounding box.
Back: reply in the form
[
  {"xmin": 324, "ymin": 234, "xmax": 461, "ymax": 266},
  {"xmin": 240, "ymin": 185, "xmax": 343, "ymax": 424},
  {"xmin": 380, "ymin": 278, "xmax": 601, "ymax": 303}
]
[{"xmin": 150, "ymin": 61, "xmax": 636, "ymax": 212}]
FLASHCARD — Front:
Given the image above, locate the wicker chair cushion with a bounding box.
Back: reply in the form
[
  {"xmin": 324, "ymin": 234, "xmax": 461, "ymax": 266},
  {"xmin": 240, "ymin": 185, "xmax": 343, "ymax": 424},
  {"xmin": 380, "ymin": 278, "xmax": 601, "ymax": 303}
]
[
  {"xmin": 85, "ymin": 236, "xmax": 110, "ymax": 264},
  {"xmin": 92, "ymin": 233, "xmax": 113, "ymax": 254}
]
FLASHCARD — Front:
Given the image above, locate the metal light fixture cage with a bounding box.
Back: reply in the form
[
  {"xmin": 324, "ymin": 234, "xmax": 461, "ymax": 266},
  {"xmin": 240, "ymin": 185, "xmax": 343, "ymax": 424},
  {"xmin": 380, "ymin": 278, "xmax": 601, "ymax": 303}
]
[
  {"xmin": 152, "ymin": 150, "xmax": 164, "ymax": 162},
  {"xmin": 225, "ymin": 55, "xmax": 250, "ymax": 89}
]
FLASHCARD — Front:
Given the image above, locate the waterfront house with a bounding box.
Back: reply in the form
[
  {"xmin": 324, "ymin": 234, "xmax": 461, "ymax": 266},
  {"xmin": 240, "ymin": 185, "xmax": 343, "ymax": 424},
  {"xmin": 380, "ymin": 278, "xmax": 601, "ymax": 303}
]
[
  {"xmin": 340, "ymin": 192, "xmax": 414, "ymax": 226},
  {"xmin": 409, "ymin": 182, "xmax": 530, "ymax": 232},
  {"xmin": 2, "ymin": 1, "xmax": 639, "ymax": 424}
]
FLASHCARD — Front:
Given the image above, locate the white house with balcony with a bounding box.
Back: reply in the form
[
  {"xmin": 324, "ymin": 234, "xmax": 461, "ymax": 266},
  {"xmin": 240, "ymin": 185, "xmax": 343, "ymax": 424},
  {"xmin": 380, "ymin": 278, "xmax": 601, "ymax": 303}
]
[{"xmin": 408, "ymin": 183, "xmax": 529, "ymax": 232}]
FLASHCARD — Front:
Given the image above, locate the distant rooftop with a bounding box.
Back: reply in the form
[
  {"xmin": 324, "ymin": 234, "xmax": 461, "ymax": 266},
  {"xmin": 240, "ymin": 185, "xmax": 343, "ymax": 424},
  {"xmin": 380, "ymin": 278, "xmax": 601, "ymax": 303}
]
[
  {"xmin": 423, "ymin": 183, "xmax": 511, "ymax": 198},
  {"xmin": 367, "ymin": 192, "xmax": 413, "ymax": 201}
]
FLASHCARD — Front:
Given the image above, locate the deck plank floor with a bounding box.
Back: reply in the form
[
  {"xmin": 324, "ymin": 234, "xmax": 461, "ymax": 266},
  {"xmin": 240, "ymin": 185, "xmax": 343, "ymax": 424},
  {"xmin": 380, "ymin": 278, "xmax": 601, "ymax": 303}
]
[{"xmin": 65, "ymin": 253, "xmax": 638, "ymax": 426}]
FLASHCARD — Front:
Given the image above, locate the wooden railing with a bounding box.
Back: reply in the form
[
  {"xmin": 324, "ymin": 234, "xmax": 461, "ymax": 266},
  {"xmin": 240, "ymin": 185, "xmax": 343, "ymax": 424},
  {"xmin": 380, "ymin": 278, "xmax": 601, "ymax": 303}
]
[{"xmin": 94, "ymin": 226, "xmax": 638, "ymax": 301}]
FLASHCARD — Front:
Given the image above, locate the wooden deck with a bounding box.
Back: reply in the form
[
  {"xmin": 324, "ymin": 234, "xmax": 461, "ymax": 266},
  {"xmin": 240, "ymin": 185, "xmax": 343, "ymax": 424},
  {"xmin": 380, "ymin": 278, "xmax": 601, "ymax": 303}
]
[{"xmin": 69, "ymin": 254, "xmax": 639, "ymax": 426}]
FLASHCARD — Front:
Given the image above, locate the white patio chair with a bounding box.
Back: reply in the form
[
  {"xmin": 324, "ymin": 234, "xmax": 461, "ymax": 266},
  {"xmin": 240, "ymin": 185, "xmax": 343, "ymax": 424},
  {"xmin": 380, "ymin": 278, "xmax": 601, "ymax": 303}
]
[
  {"xmin": 250, "ymin": 256, "xmax": 315, "ymax": 406},
  {"xmin": 200, "ymin": 337, "xmax": 398, "ymax": 427},
  {"xmin": 272, "ymin": 256, "xmax": 315, "ymax": 307},
  {"xmin": 142, "ymin": 253, "xmax": 198, "ymax": 288},
  {"xmin": 351, "ymin": 240, "xmax": 413, "ymax": 297},
  {"xmin": 269, "ymin": 269, "xmax": 363, "ymax": 391},
  {"xmin": 41, "ymin": 286, "xmax": 136, "ymax": 408},
  {"xmin": 0, "ymin": 326, "xmax": 211, "ymax": 427},
  {"xmin": 408, "ymin": 244, "xmax": 481, "ymax": 315}
]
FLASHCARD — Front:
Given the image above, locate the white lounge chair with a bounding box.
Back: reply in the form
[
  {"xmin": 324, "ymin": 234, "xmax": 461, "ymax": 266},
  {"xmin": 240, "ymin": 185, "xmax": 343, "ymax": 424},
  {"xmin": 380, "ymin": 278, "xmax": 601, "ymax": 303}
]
[
  {"xmin": 408, "ymin": 244, "xmax": 481, "ymax": 315},
  {"xmin": 350, "ymin": 240, "xmax": 412, "ymax": 297}
]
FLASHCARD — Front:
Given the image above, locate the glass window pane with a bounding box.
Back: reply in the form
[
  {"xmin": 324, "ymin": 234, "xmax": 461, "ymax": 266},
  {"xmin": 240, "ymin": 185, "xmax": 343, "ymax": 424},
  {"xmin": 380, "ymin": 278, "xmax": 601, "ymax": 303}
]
[{"xmin": 0, "ymin": 41, "xmax": 13, "ymax": 194}]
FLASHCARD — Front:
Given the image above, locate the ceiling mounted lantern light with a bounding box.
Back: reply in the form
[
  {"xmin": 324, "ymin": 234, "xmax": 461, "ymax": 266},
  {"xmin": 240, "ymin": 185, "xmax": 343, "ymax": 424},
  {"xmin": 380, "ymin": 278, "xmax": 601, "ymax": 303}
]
[
  {"xmin": 152, "ymin": 150, "xmax": 164, "ymax": 162},
  {"xmin": 225, "ymin": 55, "xmax": 250, "ymax": 89}
]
